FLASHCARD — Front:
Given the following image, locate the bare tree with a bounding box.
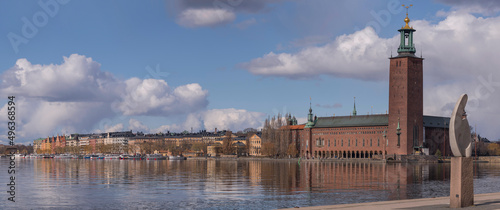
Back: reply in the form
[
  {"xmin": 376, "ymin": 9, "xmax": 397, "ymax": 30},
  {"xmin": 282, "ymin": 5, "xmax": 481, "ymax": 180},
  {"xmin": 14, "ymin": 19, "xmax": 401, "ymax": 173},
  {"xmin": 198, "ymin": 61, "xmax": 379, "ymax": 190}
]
[
  {"xmin": 261, "ymin": 142, "xmax": 276, "ymax": 157},
  {"xmin": 261, "ymin": 113, "xmax": 292, "ymax": 157},
  {"xmin": 192, "ymin": 142, "xmax": 207, "ymax": 154},
  {"xmin": 222, "ymin": 131, "xmax": 234, "ymax": 155},
  {"xmin": 287, "ymin": 143, "xmax": 298, "ymax": 157}
]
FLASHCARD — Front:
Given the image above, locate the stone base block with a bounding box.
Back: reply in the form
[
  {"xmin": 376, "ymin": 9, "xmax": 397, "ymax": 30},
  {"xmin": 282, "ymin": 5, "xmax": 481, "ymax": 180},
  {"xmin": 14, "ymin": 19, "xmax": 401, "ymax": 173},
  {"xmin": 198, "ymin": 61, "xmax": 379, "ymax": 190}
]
[{"xmin": 450, "ymin": 157, "xmax": 474, "ymax": 208}]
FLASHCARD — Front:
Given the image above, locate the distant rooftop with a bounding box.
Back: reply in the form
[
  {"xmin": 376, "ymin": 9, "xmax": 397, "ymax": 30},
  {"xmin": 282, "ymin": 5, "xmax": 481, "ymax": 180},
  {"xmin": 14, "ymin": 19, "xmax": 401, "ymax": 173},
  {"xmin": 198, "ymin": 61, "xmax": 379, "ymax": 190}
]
[{"xmin": 314, "ymin": 114, "xmax": 389, "ymax": 128}]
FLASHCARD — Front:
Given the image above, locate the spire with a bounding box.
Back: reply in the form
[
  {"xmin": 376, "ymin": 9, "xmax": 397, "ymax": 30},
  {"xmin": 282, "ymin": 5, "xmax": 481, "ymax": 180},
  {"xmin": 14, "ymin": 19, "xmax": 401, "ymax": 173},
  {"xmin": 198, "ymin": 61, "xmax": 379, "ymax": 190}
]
[
  {"xmin": 352, "ymin": 97, "xmax": 357, "ymax": 116},
  {"xmin": 402, "ymin": 4, "xmax": 413, "ymax": 29},
  {"xmin": 307, "ymin": 97, "xmax": 313, "ymax": 123},
  {"xmin": 397, "ymin": 4, "xmax": 416, "ymax": 55},
  {"xmin": 309, "ymin": 97, "xmax": 312, "ymax": 114},
  {"xmin": 305, "ymin": 97, "xmax": 315, "ymax": 128}
]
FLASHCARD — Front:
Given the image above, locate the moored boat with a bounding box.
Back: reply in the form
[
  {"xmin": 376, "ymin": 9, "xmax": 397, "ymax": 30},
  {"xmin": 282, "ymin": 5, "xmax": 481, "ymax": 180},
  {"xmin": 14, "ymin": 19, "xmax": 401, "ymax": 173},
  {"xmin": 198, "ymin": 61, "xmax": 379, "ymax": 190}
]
[
  {"xmin": 91, "ymin": 155, "xmax": 104, "ymax": 160},
  {"xmin": 28, "ymin": 154, "xmax": 41, "ymax": 159},
  {"xmin": 128, "ymin": 155, "xmax": 144, "ymax": 160},
  {"xmin": 119, "ymin": 154, "xmax": 129, "ymax": 160},
  {"xmin": 104, "ymin": 154, "xmax": 120, "ymax": 160},
  {"xmin": 55, "ymin": 154, "xmax": 78, "ymax": 159},
  {"xmin": 146, "ymin": 154, "xmax": 167, "ymax": 160},
  {"xmin": 168, "ymin": 155, "xmax": 187, "ymax": 160},
  {"xmin": 14, "ymin": 154, "xmax": 25, "ymax": 158}
]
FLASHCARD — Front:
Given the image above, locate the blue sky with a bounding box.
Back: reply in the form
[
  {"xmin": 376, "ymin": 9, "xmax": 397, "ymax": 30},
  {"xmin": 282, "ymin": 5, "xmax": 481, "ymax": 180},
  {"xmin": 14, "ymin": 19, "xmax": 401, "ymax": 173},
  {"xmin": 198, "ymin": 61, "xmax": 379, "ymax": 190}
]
[{"xmin": 1, "ymin": 0, "xmax": 500, "ymax": 144}]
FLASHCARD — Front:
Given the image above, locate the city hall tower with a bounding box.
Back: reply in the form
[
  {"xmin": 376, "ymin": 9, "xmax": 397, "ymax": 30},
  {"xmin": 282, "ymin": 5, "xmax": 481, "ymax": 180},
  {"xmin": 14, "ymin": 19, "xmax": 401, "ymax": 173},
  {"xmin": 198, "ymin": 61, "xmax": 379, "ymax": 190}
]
[{"xmin": 388, "ymin": 9, "xmax": 424, "ymax": 155}]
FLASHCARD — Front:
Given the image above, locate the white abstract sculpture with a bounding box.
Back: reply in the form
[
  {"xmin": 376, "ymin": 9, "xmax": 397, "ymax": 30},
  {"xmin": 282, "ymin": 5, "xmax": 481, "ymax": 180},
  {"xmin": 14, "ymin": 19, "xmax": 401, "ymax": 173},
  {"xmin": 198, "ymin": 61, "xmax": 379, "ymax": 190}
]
[{"xmin": 449, "ymin": 94, "xmax": 472, "ymax": 157}]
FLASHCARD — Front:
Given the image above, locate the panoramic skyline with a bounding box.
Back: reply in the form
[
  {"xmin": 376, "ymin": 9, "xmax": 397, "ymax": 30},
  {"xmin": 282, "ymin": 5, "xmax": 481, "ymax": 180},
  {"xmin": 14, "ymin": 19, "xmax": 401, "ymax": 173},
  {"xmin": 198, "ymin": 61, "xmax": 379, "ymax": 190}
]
[{"xmin": 1, "ymin": 0, "xmax": 500, "ymax": 144}]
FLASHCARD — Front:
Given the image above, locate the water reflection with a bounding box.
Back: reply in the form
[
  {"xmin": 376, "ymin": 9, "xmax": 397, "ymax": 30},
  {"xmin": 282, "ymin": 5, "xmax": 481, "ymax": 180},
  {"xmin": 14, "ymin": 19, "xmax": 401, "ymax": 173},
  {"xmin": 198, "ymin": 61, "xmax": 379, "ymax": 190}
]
[{"xmin": 2, "ymin": 159, "xmax": 500, "ymax": 209}]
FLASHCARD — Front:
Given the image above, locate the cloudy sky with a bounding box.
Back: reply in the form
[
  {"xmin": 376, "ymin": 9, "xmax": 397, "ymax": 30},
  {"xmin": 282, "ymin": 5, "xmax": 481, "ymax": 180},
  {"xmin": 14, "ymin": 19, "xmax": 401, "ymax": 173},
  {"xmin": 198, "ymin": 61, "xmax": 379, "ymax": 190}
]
[{"xmin": 1, "ymin": 0, "xmax": 500, "ymax": 144}]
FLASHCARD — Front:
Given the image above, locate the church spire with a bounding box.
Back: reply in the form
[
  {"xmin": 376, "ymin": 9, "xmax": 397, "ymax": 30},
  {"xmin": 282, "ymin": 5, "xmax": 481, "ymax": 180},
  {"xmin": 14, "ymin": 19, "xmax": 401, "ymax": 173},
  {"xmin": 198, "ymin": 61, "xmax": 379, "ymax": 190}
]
[{"xmin": 352, "ymin": 97, "xmax": 357, "ymax": 116}]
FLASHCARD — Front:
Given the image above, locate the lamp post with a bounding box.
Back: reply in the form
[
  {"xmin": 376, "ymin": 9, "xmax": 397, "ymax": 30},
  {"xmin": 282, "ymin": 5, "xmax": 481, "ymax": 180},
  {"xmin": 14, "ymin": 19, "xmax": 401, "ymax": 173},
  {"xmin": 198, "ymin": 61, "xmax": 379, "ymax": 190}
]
[
  {"xmin": 383, "ymin": 130, "xmax": 387, "ymax": 160},
  {"xmin": 396, "ymin": 121, "xmax": 401, "ymax": 147}
]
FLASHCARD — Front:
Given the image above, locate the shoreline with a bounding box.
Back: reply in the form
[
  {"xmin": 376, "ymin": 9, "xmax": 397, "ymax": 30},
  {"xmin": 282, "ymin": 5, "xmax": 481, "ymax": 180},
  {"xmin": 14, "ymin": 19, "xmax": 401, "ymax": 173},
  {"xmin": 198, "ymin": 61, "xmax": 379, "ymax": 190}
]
[{"xmin": 187, "ymin": 156, "xmax": 500, "ymax": 163}]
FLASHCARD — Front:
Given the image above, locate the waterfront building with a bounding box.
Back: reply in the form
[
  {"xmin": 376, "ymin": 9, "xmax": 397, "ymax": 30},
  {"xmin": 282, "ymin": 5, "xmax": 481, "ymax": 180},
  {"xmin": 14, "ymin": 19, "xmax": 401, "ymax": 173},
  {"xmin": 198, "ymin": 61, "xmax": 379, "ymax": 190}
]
[
  {"xmin": 207, "ymin": 145, "xmax": 219, "ymax": 157},
  {"xmin": 79, "ymin": 135, "xmax": 90, "ymax": 146},
  {"xmin": 201, "ymin": 131, "xmax": 223, "ymax": 144},
  {"xmin": 249, "ymin": 133, "xmax": 262, "ymax": 156},
  {"xmin": 33, "ymin": 138, "xmax": 43, "ymax": 154},
  {"xmin": 293, "ymin": 13, "xmax": 450, "ymax": 159},
  {"xmin": 66, "ymin": 134, "xmax": 79, "ymax": 147},
  {"xmin": 33, "ymin": 129, "xmax": 260, "ymax": 156},
  {"xmin": 41, "ymin": 137, "xmax": 50, "ymax": 153},
  {"xmin": 87, "ymin": 135, "xmax": 99, "ymax": 154},
  {"xmin": 105, "ymin": 131, "xmax": 134, "ymax": 145},
  {"xmin": 129, "ymin": 135, "xmax": 163, "ymax": 154}
]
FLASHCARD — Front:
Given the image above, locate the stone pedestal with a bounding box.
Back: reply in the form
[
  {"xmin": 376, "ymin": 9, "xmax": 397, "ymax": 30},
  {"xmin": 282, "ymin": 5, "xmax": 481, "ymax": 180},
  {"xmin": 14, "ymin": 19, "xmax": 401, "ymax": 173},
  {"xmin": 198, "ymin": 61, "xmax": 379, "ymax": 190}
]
[{"xmin": 450, "ymin": 157, "xmax": 474, "ymax": 208}]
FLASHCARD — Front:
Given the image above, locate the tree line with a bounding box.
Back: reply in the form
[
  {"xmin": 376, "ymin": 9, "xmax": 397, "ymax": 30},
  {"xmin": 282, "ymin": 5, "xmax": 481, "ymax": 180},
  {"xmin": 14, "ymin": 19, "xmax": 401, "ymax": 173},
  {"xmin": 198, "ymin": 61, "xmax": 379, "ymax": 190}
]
[{"xmin": 261, "ymin": 113, "xmax": 298, "ymax": 158}]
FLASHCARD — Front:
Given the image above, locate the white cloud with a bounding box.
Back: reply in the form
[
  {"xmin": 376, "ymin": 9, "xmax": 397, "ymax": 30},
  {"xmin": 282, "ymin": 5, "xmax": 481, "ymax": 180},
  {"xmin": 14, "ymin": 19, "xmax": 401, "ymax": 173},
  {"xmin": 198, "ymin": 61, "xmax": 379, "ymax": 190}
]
[
  {"xmin": 0, "ymin": 54, "xmax": 209, "ymax": 143},
  {"xmin": 241, "ymin": 12, "xmax": 500, "ymax": 139},
  {"xmin": 201, "ymin": 108, "xmax": 264, "ymax": 132},
  {"xmin": 176, "ymin": 8, "xmax": 236, "ymax": 28},
  {"xmin": 152, "ymin": 124, "xmax": 182, "ymax": 134},
  {"xmin": 295, "ymin": 117, "xmax": 307, "ymax": 125},
  {"xmin": 103, "ymin": 123, "xmax": 124, "ymax": 133},
  {"xmin": 151, "ymin": 108, "xmax": 265, "ymax": 133},
  {"xmin": 0, "ymin": 97, "xmax": 114, "ymax": 139},
  {"xmin": 182, "ymin": 113, "xmax": 203, "ymax": 132},
  {"xmin": 115, "ymin": 78, "xmax": 208, "ymax": 116},
  {"xmin": 170, "ymin": 0, "xmax": 284, "ymax": 29},
  {"xmin": 0, "ymin": 54, "xmax": 120, "ymax": 102},
  {"xmin": 128, "ymin": 119, "xmax": 149, "ymax": 132},
  {"xmin": 240, "ymin": 27, "xmax": 393, "ymax": 80}
]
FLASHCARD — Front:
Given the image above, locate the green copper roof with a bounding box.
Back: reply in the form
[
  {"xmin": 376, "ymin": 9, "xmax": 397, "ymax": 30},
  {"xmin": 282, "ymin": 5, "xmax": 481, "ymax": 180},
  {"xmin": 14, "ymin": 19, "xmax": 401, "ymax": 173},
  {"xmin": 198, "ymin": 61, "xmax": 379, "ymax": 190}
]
[
  {"xmin": 313, "ymin": 114, "xmax": 388, "ymax": 128},
  {"xmin": 352, "ymin": 97, "xmax": 357, "ymax": 116},
  {"xmin": 423, "ymin": 115, "xmax": 450, "ymax": 128}
]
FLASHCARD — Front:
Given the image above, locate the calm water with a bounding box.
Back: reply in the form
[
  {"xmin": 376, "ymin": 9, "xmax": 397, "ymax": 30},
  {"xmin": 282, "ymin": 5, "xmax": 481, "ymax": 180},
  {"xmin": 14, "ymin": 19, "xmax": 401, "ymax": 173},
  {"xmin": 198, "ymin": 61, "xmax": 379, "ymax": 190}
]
[{"xmin": 1, "ymin": 158, "xmax": 500, "ymax": 209}]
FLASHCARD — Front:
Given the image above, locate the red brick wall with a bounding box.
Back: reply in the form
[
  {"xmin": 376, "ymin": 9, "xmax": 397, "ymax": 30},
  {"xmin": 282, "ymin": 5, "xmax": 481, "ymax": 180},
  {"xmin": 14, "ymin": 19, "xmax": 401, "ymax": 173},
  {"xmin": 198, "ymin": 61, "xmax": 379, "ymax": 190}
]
[
  {"xmin": 388, "ymin": 56, "xmax": 423, "ymax": 155},
  {"xmin": 311, "ymin": 126, "xmax": 388, "ymax": 158}
]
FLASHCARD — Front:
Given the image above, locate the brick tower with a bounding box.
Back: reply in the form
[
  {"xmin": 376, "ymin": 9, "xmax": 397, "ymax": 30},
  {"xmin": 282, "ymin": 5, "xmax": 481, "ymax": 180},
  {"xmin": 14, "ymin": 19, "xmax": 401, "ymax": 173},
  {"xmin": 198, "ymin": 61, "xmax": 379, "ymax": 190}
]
[{"xmin": 388, "ymin": 10, "xmax": 423, "ymax": 155}]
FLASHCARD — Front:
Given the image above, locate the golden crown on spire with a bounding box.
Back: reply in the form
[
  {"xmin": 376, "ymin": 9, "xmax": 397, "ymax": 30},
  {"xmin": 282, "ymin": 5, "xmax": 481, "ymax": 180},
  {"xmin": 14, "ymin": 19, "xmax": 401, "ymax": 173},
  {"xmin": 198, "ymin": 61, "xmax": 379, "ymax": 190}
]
[{"xmin": 402, "ymin": 4, "xmax": 413, "ymax": 29}]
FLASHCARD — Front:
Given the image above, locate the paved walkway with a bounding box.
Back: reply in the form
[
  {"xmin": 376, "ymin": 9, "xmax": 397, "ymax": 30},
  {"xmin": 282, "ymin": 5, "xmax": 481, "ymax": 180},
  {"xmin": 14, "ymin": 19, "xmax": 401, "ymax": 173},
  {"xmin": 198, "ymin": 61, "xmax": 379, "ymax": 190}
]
[{"xmin": 281, "ymin": 192, "xmax": 500, "ymax": 210}]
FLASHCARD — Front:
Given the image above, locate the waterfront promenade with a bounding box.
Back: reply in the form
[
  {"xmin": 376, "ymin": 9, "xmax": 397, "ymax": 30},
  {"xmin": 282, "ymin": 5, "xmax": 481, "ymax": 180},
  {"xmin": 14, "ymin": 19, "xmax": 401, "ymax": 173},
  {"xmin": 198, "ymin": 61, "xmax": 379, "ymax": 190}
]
[{"xmin": 283, "ymin": 192, "xmax": 500, "ymax": 210}]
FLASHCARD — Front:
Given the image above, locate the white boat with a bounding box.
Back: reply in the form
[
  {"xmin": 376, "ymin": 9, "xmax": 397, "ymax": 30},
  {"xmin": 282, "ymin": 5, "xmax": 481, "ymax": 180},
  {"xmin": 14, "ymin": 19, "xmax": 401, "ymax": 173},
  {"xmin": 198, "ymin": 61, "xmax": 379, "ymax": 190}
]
[
  {"xmin": 104, "ymin": 154, "xmax": 120, "ymax": 160},
  {"xmin": 119, "ymin": 154, "xmax": 130, "ymax": 160},
  {"xmin": 146, "ymin": 154, "xmax": 167, "ymax": 160},
  {"xmin": 28, "ymin": 154, "xmax": 41, "ymax": 159},
  {"xmin": 90, "ymin": 155, "xmax": 103, "ymax": 159},
  {"xmin": 168, "ymin": 155, "xmax": 187, "ymax": 160},
  {"xmin": 13, "ymin": 154, "xmax": 25, "ymax": 158},
  {"xmin": 55, "ymin": 154, "xmax": 77, "ymax": 159}
]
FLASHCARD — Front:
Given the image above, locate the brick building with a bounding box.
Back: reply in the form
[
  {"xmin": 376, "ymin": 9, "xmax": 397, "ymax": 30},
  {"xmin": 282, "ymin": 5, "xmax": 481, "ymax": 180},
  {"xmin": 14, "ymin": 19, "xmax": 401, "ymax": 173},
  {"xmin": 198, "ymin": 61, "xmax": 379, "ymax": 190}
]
[{"xmin": 294, "ymin": 14, "xmax": 450, "ymax": 159}]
